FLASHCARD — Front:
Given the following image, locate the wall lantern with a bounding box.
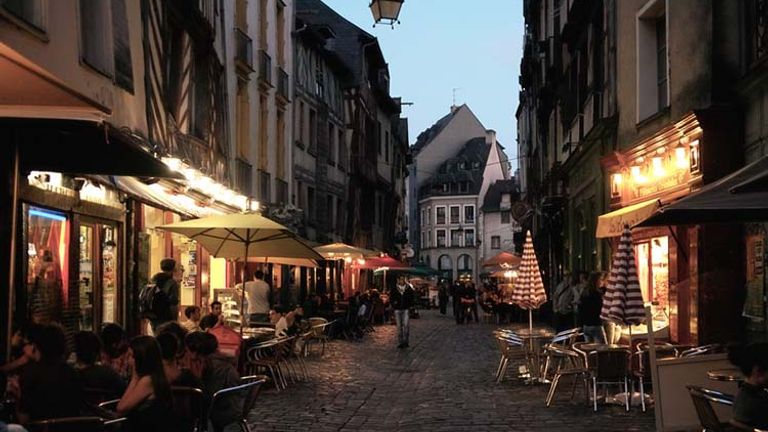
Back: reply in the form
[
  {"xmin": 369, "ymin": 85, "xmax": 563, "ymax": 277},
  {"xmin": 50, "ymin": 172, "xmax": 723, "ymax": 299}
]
[
  {"xmin": 611, "ymin": 173, "xmax": 623, "ymax": 197},
  {"xmin": 370, "ymin": 0, "xmax": 404, "ymax": 27},
  {"xmin": 651, "ymin": 155, "xmax": 665, "ymax": 178},
  {"xmin": 674, "ymin": 144, "xmax": 688, "ymax": 169}
]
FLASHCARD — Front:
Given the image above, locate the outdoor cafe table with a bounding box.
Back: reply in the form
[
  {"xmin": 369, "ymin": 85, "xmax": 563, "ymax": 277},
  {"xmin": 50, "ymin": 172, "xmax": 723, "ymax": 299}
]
[
  {"xmin": 516, "ymin": 328, "xmax": 555, "ymax": 383},
  {"xmin": 707, "ymin": 368, "xmax": 744, "ymax": 382}
]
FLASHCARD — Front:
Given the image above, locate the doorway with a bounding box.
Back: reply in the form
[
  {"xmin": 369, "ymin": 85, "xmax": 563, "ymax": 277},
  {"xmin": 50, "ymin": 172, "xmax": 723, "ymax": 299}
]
[{"xmin": 78, "ymin": 219, "xmax": 120, "ymax": 330}]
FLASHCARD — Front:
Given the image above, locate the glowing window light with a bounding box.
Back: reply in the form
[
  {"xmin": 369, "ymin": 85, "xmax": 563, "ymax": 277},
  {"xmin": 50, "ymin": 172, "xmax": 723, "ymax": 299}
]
[
  {"xmin": 675, "ymin": 146, "xmax": 688, "ymax": 169},
  {"xmin": 652, "ymin": 156, "xmax": 665, "ymax": 177}
]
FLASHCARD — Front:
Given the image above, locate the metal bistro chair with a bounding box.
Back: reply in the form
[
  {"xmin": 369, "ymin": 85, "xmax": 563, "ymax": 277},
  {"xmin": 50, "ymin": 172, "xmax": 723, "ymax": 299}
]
[
  {"xmin": 545, "ymin": 344, "xmax": 591, "ymax": 407},
  {"xmin": 634, "ymin": 342, "xmax": 678, "ymax": 412},
  {"xmin": 494, "ymin": 332, "xmax": 524, "ymax": 383},
  {"xmin": 208, "ymin": 375, "xmax": 268, "ymax": 432},
  {"xmin": 686, "ymin": 385, "xmax": 735, "ymax": 432},
  {"xmin": 681, "ymin": 344, "xmax": 724, "ymax": 358},
  {"xmin": 591, "ymin": 348, "xmax": 632, "ymax": 412},
  {"xmin": 246, "ymin": 339, "xmax": 288, "ymax": 391},
  {"xmin": 306, "ymin": 318, "xmax": 332, "ymax": 356},
  {"xmin": 541, "ymin": 328, "xmax": 582, "ymax": 380},
  {"xmin": 98, "ymin": 386, "xmax": 203, "ymax": 431}
]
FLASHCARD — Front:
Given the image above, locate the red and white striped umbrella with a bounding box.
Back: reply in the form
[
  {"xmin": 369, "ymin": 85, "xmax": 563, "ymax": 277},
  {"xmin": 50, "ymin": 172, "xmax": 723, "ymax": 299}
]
[
  {"xmin": 601, "ymin": 226, "xmax": 646, "ymax": 326},
  {"xmin": 512, "ymin": 230, "xmax": 547, "ymax": 311}
]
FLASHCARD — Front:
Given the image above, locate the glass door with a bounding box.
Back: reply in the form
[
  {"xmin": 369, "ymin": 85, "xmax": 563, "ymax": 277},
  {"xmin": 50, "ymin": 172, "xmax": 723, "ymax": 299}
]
[
  {"xmin": 101, "ymin": 225, "xmax": 118, "ymax": 324},
  {"xmin": 78, "ymin": 224, "xmax": 95, "ymax": 331}
]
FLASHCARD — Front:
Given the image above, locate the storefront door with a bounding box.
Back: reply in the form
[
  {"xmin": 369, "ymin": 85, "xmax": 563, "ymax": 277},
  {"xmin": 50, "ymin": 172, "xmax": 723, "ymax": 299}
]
[
  {"xmin": 635, "ymin": 236, "xmax": 670, "ymax": 327},
  {"xmin": 78, "ymin": 219, "xmax": 119, "ymax": 330}
]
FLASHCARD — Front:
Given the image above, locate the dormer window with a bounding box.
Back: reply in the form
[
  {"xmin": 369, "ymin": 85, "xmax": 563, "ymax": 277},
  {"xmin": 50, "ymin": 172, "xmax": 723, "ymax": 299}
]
[
  {"xmin": 459, "ymin": 182, "xmax": 468, "ymax": 193},
  {"xmin": 442, "ymin": 183, "xmax": 449, "ymax": 193},
  {"xmin": 472, "ymin": 161, "xmax": 481, "ymax": 169},
  {"xmin": 500, "ymin": 193, "xmax": 512, "ymax": 210},
  {"xmin": 459, "ymin": 161, "xmax": 466, "ymax": 170}
]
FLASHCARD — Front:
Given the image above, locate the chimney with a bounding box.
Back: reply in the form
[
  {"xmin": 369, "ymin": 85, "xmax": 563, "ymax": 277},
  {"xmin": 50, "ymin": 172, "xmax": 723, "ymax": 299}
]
[
  {"xmin": 450, "ymin": 104, "xmax": 460, "ymax": 114},
  {"xmin": 485, "ymin": 129, "xmax": 497, "ymax": 146}
]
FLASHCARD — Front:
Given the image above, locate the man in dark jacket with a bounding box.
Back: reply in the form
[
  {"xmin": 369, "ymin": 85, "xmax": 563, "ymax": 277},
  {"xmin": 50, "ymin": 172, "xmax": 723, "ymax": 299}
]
[
  {"xmin": 150, "ymin": 258, "xmax": 181, "ymax": 332},
  {"xmin": 389, "ymin": 276, "xmax": 416, "ymax": 349}
]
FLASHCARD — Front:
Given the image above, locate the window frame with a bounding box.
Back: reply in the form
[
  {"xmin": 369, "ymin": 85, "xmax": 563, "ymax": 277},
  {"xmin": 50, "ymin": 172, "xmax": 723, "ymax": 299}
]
[
  {"xmin": 464, "ymin": 228, "xmax": 475, "ymax": 247},
  {"xmin": 449, "ymin": 205, "xmax": 461, "ymax": 225},
  {"xmin": 501, "ymin": 211, "xmax": 511, "ymax": 224},
  {"xmin": 435, "ymin": 206, "xmax": 446, "ymax": 225},
  {"xmin": 436, "ymin": 229, "xmax": 447, "ymax": 248},
  {"xmin": 463, "ymin": 205, "xmax": 475, "ymax": 224},
  {"xmin": 491, "ymin": 236, "xmax": 501, "ymax": 249}
]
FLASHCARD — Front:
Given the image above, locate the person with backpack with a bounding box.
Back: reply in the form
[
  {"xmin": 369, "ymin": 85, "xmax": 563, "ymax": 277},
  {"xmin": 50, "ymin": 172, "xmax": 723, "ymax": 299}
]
[{"xmin": 141, "ymin": 258, "xmax": 181, "ymax": 333}]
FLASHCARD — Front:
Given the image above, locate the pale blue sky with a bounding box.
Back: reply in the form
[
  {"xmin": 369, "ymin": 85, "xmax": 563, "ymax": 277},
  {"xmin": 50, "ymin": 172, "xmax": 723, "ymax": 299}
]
[{"xmin": 318, "ymin": 0, "xmax": 524, "ymax": 166}]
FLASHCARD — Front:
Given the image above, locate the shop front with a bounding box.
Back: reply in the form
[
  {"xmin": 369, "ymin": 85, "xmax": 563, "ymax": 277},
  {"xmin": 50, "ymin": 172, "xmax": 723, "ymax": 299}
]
[{"xmin": 599, "ymin": 111, "xmax": 743, "ymax": 345}]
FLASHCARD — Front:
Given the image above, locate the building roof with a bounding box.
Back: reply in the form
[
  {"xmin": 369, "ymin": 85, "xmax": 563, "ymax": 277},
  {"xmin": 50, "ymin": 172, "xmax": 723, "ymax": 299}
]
[
  {"xmin": 296, "ymin": 0, "xmax": 384, "ymax": 87},
  {"xmin": 419, "ymin": 137, "xmax": 491, "ymax": 200},
  {"xmin": 411, "ymin": 105, "xmax": 465, "ymax": 154},
  {"xmin": 482, "ymin": 179, "xmax": 519, "ymax": 212}
]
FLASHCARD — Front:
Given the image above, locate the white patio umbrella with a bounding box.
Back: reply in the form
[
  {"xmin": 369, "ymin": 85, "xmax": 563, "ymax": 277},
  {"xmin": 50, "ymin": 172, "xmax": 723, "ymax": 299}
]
[
  {"xmin": 158, "ymin": 212, "xmax": 323, "ymax": 334},
  {"xmin": 511, "ymin": 231, "xmax": 548, "ymax": 333},
  {"xmin": 600, "ymin": 225, "xmax": 646, "ymax": 335}
]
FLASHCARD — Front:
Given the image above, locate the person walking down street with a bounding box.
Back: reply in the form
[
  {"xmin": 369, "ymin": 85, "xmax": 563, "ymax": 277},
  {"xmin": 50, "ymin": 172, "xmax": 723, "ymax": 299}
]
[
  {"xmin": 148, "ymin": 258, "xmax": 181, "ymax": 332},
  {"xmin": 465, "ymin": 282, "xmax": 479, "ymax": 323},
  {"xmin": 237, "ymin": 270, "xmax": 272, "ymax": 325},
  {"xmin": 450, "ymin": 281, "xmax": 460, "ymax": 319},
  {"xmin": 579, "ymin": 273, "xmax": 607, "ymax": 343},
  {"xmin": 438, "ymin": 281, "xmax": 448, "ymax": 315},
  {"xmin": 570, "ymin": 271, "xmax": 588, "ymax": 327},
  {"xmin": 552, "ymin": 273, "xmax": 575, "ymax": 333},
  {"xmin": 390, "ymin": 276, "xmax": 416, "ymax": 349}
]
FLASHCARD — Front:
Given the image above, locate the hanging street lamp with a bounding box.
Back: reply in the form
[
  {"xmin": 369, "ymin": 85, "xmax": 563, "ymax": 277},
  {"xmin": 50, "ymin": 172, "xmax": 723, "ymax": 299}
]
[{"xmin": 370, "ymin": 0, "xmax": 404, "ymax": 28}]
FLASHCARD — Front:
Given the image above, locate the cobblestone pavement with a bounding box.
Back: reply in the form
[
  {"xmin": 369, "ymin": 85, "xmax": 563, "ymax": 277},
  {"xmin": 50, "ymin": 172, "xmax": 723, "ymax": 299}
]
[{"xmin": 248, "ymin": 310, "xmax": 655, "ymax": 432}]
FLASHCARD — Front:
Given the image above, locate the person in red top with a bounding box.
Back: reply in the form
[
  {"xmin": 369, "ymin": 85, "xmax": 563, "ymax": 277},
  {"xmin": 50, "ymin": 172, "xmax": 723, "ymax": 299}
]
[{"xmin": 200, "ymin": 314, "xmax": 242, "ymax": 359}]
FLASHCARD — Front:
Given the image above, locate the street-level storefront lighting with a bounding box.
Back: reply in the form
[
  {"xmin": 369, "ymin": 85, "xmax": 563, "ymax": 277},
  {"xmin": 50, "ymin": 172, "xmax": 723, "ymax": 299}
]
[{"xmin": 369, "ymin": 0, "xmax": 403, "ymax": 27}]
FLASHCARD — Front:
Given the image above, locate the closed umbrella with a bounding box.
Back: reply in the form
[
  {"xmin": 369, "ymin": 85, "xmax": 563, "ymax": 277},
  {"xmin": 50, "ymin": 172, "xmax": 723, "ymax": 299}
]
[
  {"xmin": 600, "ymin": 226, "xmax": 646, "ymax": 337},
  {"xmin": 158, "ymin": 212, "xmax": 323, "ymax": 334},
  {"xmin": 512, "ymin": 231, "xmax": 547, "ymax": 333}
]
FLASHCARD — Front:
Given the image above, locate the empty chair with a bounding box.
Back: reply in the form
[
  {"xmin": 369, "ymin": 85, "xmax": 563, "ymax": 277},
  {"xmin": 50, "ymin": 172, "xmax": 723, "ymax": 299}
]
[
  {"xmin": 208, "ymin": 375, "xmax": 268, "ymax": 432},
  {"xmin": 686, "ymin": 385, "xmax": 734, "ymax": 432},
  {"xmin": 634, "ymin": 342, "xmax": 678, "ymax": 412},
  {"xmin": 494, "ymin": 334, "xmax": 524, "ymax": 383},
  {"xmin": 306, "ymin": 318, "xmax": 332, "ymax": 356},
  {"xmin": 545, "ymin": 345, "xmax": 590, "ymax": 407},
  {"xmin": 247, "ymin": 339, "xmax": 287, "ymax": 391},
  {"xmin": 542, "ymin": 329, "xmax": 582, "ymax": 380},
  {"xmin": 591, "ymin": 348, "xmax": 631, "ymax": 412}
]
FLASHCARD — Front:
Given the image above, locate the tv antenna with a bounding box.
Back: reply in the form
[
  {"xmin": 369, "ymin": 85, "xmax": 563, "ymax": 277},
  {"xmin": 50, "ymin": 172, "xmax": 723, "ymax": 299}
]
[{"xmin": 452, "ymin": 88, "xmax": 461, "ymax": 106}]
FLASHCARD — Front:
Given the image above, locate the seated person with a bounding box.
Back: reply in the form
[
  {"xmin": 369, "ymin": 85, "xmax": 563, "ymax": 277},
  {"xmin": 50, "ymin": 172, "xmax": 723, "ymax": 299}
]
[
  {"xmin": 156, "ymin": 332, "xmax": 201, "ymax": 388},
  {"xmin": 155, "ymin": 322, "xmax": 189, "ymax": 358},
  {"xmin": 730, "ymin": 343, "xmax": 768, "ymax": 429},
  {"xmin": 185, "ymin": 332, "xmax": 242, "ymax": 431},
  {"xmin": 181, "ymin": 306, "xmax": 202, "ymax": 332},
  {"xmin": 116, "ymin": 336, "xmax": 176, "ymax": 432},
  {"xmin": 200, "ymin": 314, "xmax": 242, "ymax": 358},
  {"xmin": 100, "ymin": 323, "xmax": 132, "ymax": 381},
  {"xmin": 270, "ymin": 308, "xmax": 289, "ymax": 338},
  {"xmin": 73, "ymin": 331, "xmax": 126, "ymax": 399},
  {"xmin": 17, "ymin": 323, "xmax": 83, "ymax": 424}
]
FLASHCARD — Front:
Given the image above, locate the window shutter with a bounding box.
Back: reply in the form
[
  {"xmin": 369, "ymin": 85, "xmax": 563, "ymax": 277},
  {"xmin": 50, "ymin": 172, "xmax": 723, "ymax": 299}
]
[{"xmin": 112, "ymin": 0, "xmax": 133, "ymax": 91}]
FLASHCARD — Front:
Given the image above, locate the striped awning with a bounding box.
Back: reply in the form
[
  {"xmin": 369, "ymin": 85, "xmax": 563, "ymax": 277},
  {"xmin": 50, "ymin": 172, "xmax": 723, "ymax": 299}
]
[
  {"xmin": 511, "ymin": 231, "xmax": 547, "ymax": 310},
  {"xmin": 600, "ymin": 226, "xmax": 646, "ymax": 326}
]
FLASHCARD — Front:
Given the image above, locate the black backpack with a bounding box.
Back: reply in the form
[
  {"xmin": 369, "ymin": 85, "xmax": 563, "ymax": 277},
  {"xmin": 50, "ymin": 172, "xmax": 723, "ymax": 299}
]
[{"xmin": 139, "ymin": 282, "xmax": 170, "ymax": 320}]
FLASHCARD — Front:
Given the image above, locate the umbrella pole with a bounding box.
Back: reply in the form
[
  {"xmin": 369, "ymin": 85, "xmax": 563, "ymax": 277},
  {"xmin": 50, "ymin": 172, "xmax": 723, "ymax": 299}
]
[
  {"xmin": 528, "ymin": 309, "xmax": 533, "ymax": 334},
  {"xmin": 240, "ymin": 231, "xmax": 250, "ymax": 336}
]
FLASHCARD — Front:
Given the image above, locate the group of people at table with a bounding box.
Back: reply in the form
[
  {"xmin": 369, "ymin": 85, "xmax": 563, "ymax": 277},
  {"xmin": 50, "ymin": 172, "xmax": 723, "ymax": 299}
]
[{"xmin": 0, "ymin": 258, "xmax": 310, "ymax": 432}]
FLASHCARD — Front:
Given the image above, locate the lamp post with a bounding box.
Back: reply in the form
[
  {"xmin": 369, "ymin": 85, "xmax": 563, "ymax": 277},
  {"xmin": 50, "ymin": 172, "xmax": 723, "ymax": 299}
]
[{"xmin": 369, "ymin": 0, "xmax": 404, "ymax": 27}]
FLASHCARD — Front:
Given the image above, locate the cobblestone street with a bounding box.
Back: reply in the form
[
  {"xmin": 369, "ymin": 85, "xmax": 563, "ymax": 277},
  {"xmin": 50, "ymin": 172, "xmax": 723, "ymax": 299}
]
[{"xmin": 249, "ymin": 310, "xmax": 655, "ymax": 431}]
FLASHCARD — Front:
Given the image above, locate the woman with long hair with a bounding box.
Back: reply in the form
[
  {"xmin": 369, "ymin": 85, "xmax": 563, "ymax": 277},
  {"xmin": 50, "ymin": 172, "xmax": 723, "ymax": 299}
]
[{"xmin": 117, "ymin": 336, "xmax": 175, "ymax": 431}]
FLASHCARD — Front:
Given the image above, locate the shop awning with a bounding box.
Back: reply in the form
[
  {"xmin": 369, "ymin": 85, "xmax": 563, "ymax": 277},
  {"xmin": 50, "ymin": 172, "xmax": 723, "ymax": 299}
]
[
  {"xmin": 112, "ymin": 177, "xmax": 222, "ymax": 218},
  {"xmin": 3, "ymin": 118, "xmax": 184, "ymax": 179},
  {"xmin": 638, "ymin": 156, "xmax": 768, "ymax": 226},
  {"xmin": 596, "ymin": 199, "xmax": 661, "ymax": 238}
]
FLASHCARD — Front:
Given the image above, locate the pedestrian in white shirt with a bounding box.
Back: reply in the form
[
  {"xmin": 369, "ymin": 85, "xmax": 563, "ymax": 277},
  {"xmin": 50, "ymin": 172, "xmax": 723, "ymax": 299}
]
[{"xmin": 236, "ymin": 270, "xmax": 272, "ymax": 325}]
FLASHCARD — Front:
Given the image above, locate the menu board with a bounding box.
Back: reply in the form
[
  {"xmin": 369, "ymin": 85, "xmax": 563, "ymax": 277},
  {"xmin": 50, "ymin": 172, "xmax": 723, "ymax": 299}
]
[{"xmin": 744, "ymin": 228, "xmax": 765, "ymax": 322}]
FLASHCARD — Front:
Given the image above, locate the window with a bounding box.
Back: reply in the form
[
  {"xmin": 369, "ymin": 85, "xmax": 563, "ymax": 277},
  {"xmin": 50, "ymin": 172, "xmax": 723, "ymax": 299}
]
[
  {"xmin": 80, "ymin": 0, "xmax": 113, "ymax": 76},
  {"xmin": 259, "ymin": 170, "xmax": 271, "ymax": 203},
  {"xmin": 458, "ymin": 182, "xmax": 468, "ymax": 193},
  {"xmin": 501, "ymin": 211, "xmax": 511, "ymax": 224},
  {"xmin": 420, "ymin": 231, "xmax": 425, "ymax": 249},
  {"xmin": 276, "ymin": 179, "xmax": 288, "ymax": 204},
  {"xmin": 500, "ymin": 193, "xmax": 512, "ymax": 210},
  {"xmin": 336, "ymin": 198, "xmax": 344, "ymax": 233},
  {"xmin": 438, "ymin": 254, "xmax": 452, "ymax": 280},
  {"xmin": 378, "ymin": 195, "xmax": 385, "ymax": 227},
  {"xmin": 259, "ymin": 0, "xmax": 267, "ymax": 49},
  {"xmin": 338, "ymin": 129, "xmax": 347, "ymax": 170},
  {"xmin": 451, "ymin": 230, "xmax": 462, "ymax": 247},
  {"xmin": 276, "ymin": 2, "xmax": 285, "ymax": 66},
  {"xmin": 314, "ymin": 63, "xmax": 324, "ymax": 96},
  {"xmin": 449, "ymin": 206, "xmax": 460, "ymax": 224},
  {"xmin": 457, "ymin": 254, "xmax": 472, "ymax": 271},
  {"xmin": 296, "ymin": 101, "xmax": 305, "ymax": 146},
  {"xmin": 328, "ymin": 122, "xmax": 336, "ymax": 165},
  {"xmin": 326, "ymin": 195, "xmax": 334, "ymax": 230},
  {"xmin": 427, "ymin": 207, "xmax": 432, "ymax": 226},
  {"xmin": 464, "ymin": 205, "xmax": 475, "ymax": 224},
  {"xmin": 436, "ymin": 206, "xmax": 446, "ymax": 225},
  {"xmin": 276, "ymin": 109, "xmax": 286, "ymax": 179},
  {"xmin": 385, "ymin": 131, "xmax": 390, "ymax": 163},
  {"xmin": 309, "ymin": 109, "xmax": 317, "ymax": 152},
  {"xmin": 420, "ymin": 209, "xmax": 426, "ymax": 226},
  {"xmin": 2, "ymin": 0, "xmax": 44, "ymax": 30},
  {"xmin": 491, "ymin": 236, "xmax": 501, "ymax": 249},
  {"xmin": 111, "ymin": 0, "xmax": 133, "ymax": 90},
  {"xmin": 235, "ymin": 0, "xmax": 247, "ymax": 30},
  {"xmin": 436, "ymin": 229, "xmax": 447, "ymax": 247},
  {"xmin": 307, "ymin": 186, "xmax": 315, "ymax": 221},
  {"xmin": 464, "ymin": 229, "xmax": 475, "ymax": 246},
  {"xmin": 428, "ymin": 230, "xmax": 432, "ymax": 247},
  {"xmin": 377, "ymin": 121, "xmax": 382, "ymax": 155},
  {"xmin": 636, "ymin": 0, "xmax": 667, "ymax": 121}
]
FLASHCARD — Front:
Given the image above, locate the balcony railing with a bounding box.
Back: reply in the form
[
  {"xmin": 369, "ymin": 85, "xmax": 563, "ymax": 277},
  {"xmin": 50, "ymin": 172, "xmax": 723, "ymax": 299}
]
[
  {"xmin": 258, "ymin": 50, "xmax": 272, "ymax": 86},
  {"xmin": 277, "ymin": 67, "xmax": 289, "ymax": 100},
  {"xmin": 235, "ymin": 28, "xmax": 253, "ymax": 74},
  {"xmin": 234, "ymin": 158, "xmax": 253, "ymax": 196}
]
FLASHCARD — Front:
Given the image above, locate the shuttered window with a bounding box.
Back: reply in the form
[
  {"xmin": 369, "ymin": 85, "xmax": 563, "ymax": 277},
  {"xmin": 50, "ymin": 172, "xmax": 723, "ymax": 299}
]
[
  {"xmin": 112, "ymin": 0, "xmax": 133, "ymax": 91},
  {"xmin": 80, "ymin": 0, "xmax": 113, "ymax": 76}
]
